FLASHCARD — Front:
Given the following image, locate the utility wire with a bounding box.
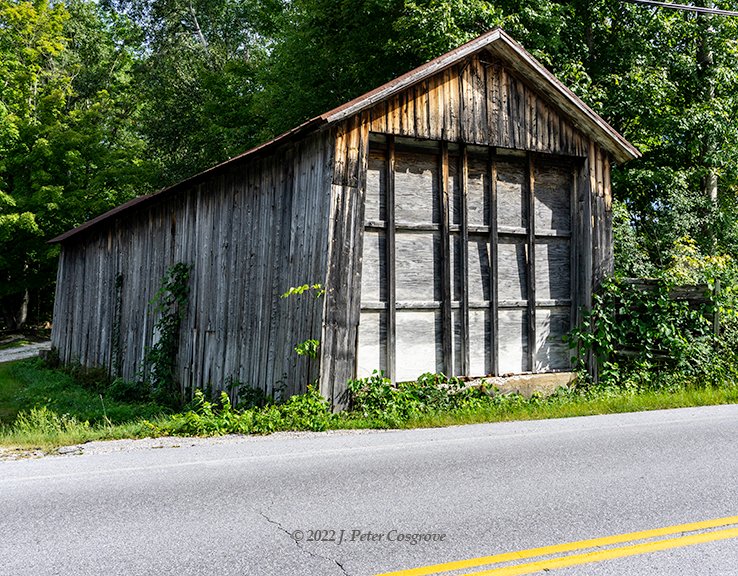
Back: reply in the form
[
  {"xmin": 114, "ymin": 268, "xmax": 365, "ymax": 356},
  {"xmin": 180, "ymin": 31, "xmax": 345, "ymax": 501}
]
[{"xmin": 622, "ymin": 0, "xmax": 738, "ymax": 16}]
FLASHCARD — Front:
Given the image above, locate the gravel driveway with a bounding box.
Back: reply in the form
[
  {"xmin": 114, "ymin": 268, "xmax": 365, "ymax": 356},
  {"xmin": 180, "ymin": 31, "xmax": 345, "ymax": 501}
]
[{"xmin": 0, "ymin": 341, "xmax": 51, "ymax": 364}]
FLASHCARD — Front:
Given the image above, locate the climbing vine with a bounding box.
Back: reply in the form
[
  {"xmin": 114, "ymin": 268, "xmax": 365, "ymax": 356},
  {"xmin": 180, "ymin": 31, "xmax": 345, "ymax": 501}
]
[
  {"xmin": 111, "ymin": 273, "xmax": 124, "ymax": 377},
  {"xmin": 566, "ymin": 277, "xmax": 720, "ymax": 387},
  {"xmin": 145, "ymin": 262, "xmax": 192, "ymax": 407}
]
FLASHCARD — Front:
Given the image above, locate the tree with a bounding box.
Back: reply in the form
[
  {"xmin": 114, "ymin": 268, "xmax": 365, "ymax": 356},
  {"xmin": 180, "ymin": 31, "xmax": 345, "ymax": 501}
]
[
  {"xmin": 0, "ymin": 0, "xmax": 150, "ymax": 328},
  {"xmin": 102, "ymin": 0, "xmax": 272, "ymax": 186}
]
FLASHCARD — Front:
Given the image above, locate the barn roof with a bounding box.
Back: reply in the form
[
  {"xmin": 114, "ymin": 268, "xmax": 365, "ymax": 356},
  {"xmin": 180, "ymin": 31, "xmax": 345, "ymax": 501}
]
[{"xmin": 51, "ymin": 28, "xmax": 639, "ymax": 244}]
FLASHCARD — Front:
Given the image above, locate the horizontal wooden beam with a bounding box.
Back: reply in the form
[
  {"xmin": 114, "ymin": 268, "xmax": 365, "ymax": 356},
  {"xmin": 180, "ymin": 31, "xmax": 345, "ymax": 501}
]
[
  {"xmin": 361, "ymin": 298, "xmax": 572, "ymax": 311},
  {"xmin": 365, "ymin": 220, "xmax": 442, "ymax": 232}
]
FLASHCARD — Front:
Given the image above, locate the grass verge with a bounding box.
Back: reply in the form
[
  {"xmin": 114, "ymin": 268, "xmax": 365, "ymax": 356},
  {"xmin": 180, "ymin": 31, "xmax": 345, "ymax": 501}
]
[
  {"xmin": 0, "ymin": 359, "xmax": 169, "ymax": 452},
  {"xmin": 405, "ymin": 385, "xmax": 738, "ymax": 429},
  {"xmin": 1, "ymin": 361, "xmax": 736, "ymax": 453}
]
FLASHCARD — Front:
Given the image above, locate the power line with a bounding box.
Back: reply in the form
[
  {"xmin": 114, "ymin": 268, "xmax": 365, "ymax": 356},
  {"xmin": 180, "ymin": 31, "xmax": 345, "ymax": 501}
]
[{"xmin": 622, "ymin": 0, "xmax": 738, "ymax": 16}]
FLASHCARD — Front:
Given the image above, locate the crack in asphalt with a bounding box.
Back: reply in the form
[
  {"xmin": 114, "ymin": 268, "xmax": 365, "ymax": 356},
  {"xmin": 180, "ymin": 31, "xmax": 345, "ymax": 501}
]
[{"xmin": 258, "ymin": 511, "xmax": 351, "ymax": 576}]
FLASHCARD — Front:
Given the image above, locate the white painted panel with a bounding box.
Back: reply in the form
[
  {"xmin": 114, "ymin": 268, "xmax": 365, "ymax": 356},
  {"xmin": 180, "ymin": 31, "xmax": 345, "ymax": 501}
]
[
  {"xmin": 535, "ymin": 239, "xmax": 570, "ymax": 301},
  {"xmin": 365, "ymin": 149, "xmax": 387, "ymax": 222},
  {"xmin": 356, "ymin": 311, "xmax": 386, "ymax": 378},
  {"xmin": 452, "ymin": 309, "xmax": 462, "ymax": 376},
  {"xmin": 468, "ymin": 235, "xmax": 491, "ymax": 303},
  {"xmin": 395, "ymin": 310, "xmax": 443, "ymax": 381},
  {"xmin": 394, "ymin": 151, "xmax": 439, "ymax": 224},
  {"xmin": 498, "ymin": 308, "xmax": 528, "ymax": 374},
  {"xmin": 395, "ymin": 231, "xmax": 440, "ymax": 302},
  {"xmin": 535, "ymin": 307, "xmax": 571, "ymax": 371},
  {"xmin": 498, "ymin": 238, "xmax": 527, "ymax": 301},
  {"xmin": 467, "ymin": 154, "xmax": 489, "ymax": 227},
  {"xmin": 534, "ymin": 161, "xmax": 570, "ymax": 232},
  {"xmin": 497, "ymin": 160, "xmax": 526, "ymax": 228},
  {"xmin": 361, "ymin": 230, "xmax": 385, "ymax": 303},
  {"xmin": 468, "ymin": 308, "xmax": 490, "ymax": 376}
]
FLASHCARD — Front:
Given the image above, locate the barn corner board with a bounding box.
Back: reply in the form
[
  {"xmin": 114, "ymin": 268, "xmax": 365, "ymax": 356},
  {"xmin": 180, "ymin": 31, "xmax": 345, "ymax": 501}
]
[{"xmin": 50, "ymin": 29, "xmax": 639, "ymax": 406}]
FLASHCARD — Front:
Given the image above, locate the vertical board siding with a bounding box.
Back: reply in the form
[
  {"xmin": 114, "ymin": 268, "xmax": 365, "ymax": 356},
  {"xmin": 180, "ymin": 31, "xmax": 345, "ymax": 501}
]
[
  {"xmin": 51, "ymin": 130, "xmax": 333, "ymax": 400},
  {"xmin": 369, "ymin": 53, "xmax": 587, "ymax": 157},
  {"xmin": 320, "ymin": 114, "xmax": 369, "ymax": 406}
]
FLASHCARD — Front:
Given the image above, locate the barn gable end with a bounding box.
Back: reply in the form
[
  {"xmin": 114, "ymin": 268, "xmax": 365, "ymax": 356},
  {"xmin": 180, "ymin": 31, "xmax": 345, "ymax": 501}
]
[{"xmin": 320, "ymin": 40, "xmax": 633, "ymax": 405}]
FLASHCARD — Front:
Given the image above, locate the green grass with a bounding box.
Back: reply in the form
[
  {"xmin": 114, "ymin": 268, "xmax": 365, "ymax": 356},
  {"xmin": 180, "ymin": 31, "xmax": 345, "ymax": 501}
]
[
  {"xmin": 1, "ymin": 358, "xmax": 737, "ymax": 454},
  {"xmin": 405, "ymin": 385, "xmax": 738, "ymax": 429},
  {"xmin": 0, "ymin": 359, "xmax": 169, "ymax": 452},
  {"xmin": 0, "ymin": 362, "xmax": 22, "ymax": 422}
]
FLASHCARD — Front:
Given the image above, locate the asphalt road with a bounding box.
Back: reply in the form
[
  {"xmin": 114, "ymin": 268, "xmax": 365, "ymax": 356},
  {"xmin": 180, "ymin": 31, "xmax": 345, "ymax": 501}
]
[{"xmin": 1, "ymin": 405, "xmax": 737, "ymax": 576}]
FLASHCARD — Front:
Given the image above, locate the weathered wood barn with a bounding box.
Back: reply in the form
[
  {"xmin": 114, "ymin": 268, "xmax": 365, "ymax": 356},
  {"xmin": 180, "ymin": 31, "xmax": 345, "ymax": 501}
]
[{"xmin": 50, "ymin": 29, "xmax": 639, "ymax": 406}]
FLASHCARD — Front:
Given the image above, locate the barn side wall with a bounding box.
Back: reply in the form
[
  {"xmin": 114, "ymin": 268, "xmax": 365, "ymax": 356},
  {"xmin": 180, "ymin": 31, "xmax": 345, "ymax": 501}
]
[
  {"xmin": 320, "ymin": 53, "xmax": 614, "ymax": 402},
  {"xmin": 51, "ymin": 130, "xmax": 334, "ymax": 400}
]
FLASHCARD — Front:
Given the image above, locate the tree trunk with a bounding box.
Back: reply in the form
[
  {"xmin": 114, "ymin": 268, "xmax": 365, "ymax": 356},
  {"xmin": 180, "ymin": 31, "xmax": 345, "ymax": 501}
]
[{"xmin": 1, "ymin": 289, "xmax": 29, "ymax": 331}]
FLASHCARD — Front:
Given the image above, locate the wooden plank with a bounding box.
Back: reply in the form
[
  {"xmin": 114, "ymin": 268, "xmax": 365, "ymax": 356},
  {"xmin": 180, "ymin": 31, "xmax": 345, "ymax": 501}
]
[
  {"xmin": 527, "ymin": 153, "xmax": 536, "ymax": 372},
  {"xmin": 585, "ymin": 140, "xmax": 596, "ymax": 303},
  {"xmin": 499, "ymin": 67, "xmax": 510, "ymax": 148},
  {"xmin": 604, "ymin": 151, "xmax": 612, "ymax": 210},
  {"xmin": 486, "ymin": 61, "xmax": 499, "ymax": 146},
  {"xmin": 570, "ymin": 165, "xmax": 579, "ymax": 330},
  {"xmin": 449, "ymin": 65, "xmax": 459, "ymax": 140},
  {"xmin": 343, "ymin": 113, "xmax": 370, "ymax": 402},
  {"xmin": 460, "ymin": 145, "xmax": 470, "ymax": 376},
  {"xmin": 386, "ymin": 136, "xmax": 397, "ymax": 382},
  {"xmin": 389, "ymin": 95, "xmax": 400, "ymax": 135},
  {"xmin": 440, "ymin": 142, "xmax": 453, "ymax": 375},
  {"xmin": 460, "ymin": 60, "xmax": 473, "ymax": 143},
  {"xmin": 320, "ymin": 116, "xmax": 369, "ymax": 405},
  {"xmin": 433, "ymin": 73, "xmax": 445, "ymax": 141},
  {"xmin": 489, "ymin": 150, "xmax": 499, "ymax": 376},
  {"xmin": 474, "ymin": 56, "xmax": 488, "ymax": 144},
  {"xmin": 515, "ymin": 78, "xmax": 525, "ymax": 149}
]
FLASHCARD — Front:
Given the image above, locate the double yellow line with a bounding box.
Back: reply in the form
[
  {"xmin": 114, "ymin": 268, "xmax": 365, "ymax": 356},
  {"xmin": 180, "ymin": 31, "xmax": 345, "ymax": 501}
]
[{"xmin": 376, "ymin": 515, "xmax": 738, "ymax": 576}]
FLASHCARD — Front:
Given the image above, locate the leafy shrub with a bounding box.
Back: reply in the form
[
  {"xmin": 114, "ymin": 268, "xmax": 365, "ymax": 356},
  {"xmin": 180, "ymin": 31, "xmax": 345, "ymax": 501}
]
[
  {"xmin": 273, "ymin": 386, "xmax": 333, "ymax": 431},
  {"xmin": 567, "ymin": 272, "xmax": 735, "ymax": 389},
  {"xmin": 346, "ymin": 371, "xmax": 489, "ymax": 425},
  {"xmin": 294, "ymin": 339, "xmax": 320, "ymax": 359},
  {"xmin": 147, "ymin": 386, "xmax": 335, "ymax": 436},
  {"xmin": 145, "ymin": 262, "xmax": 191, "ymax": 408}
]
